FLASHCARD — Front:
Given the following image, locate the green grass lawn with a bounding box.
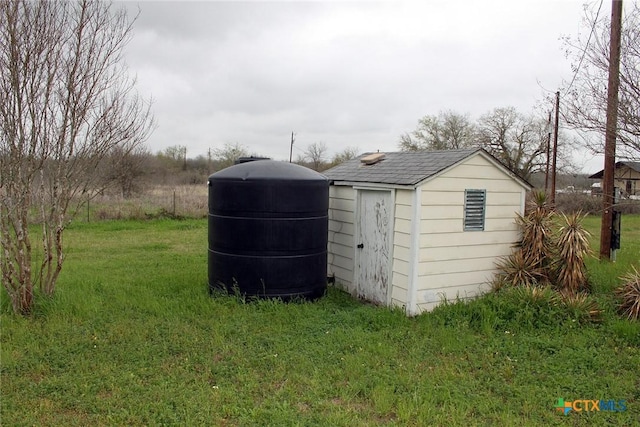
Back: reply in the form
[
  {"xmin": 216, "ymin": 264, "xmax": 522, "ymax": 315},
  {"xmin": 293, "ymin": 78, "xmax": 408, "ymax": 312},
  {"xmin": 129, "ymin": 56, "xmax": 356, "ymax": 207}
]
[{"xmin": 1, "ymin": 216, "xmax": 639, "ymax": 426}]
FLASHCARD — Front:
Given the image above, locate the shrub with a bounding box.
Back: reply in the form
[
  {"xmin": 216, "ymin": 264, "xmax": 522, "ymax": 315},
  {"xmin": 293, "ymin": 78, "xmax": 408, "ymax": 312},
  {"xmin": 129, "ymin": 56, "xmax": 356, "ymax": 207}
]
[
  {"xmin": 554, "ymin": 212, "xmax": 592, "ymax": 293},
  {"xmin": 616, "ymin": 266, "xmax": 640, "ymax": 321},
  {"xmin": 493, "ymin": 251, "xmax": 544, "ymax": 289},
  {"xmin": 558, "ymin": 291, "xmax": 602, "ymax": 323},
  {"xmin": 555, "ymin": 192, "xmax": 640, "ymax": 215}
]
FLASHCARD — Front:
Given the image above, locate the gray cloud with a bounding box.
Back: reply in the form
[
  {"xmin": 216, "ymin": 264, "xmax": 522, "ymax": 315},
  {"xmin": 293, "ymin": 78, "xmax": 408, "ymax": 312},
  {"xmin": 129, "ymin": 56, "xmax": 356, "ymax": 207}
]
[{"xmin": 120, "ymin": 1, "xmax": 600, "ymax": 169}]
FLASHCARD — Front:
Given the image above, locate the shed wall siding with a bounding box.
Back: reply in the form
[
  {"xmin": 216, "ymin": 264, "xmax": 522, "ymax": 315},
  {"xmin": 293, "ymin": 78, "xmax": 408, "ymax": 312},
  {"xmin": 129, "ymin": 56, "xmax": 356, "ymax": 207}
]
[
  {"xmin": 415, "ymin": 155, "xmax": 525, "ymax": 312},
  {"xmin": 327, "ymin": 186, "xmax": 356, "ymax": 292},
  {"xmin": 391, "ymin": 188, "xmax": 413, "ymax": 309}
]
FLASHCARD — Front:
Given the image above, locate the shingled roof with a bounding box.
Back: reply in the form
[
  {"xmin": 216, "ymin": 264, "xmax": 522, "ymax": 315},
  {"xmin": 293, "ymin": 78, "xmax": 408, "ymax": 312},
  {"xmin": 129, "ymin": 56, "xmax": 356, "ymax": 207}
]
[{"xmin": 323, "ymin": 148, "xmax": 522, "ymax": 186}]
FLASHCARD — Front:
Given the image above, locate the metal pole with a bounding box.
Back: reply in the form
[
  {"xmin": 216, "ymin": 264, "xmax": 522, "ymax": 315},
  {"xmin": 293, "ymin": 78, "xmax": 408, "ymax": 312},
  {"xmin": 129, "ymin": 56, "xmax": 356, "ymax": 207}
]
[
  {"xmin": 550, "ymin": 91, "xmax": 560, "ymax": 206},
  {"xmin": 289, "ymin": 132, "xmax": 295, "ymax": 163},
  {"xmin": 600, "ymin": 0, "xmax": 623, "ymax": 261},
  {"xmin": 544, "ymin": 111, "xmax": 552, "ymax": 194}
]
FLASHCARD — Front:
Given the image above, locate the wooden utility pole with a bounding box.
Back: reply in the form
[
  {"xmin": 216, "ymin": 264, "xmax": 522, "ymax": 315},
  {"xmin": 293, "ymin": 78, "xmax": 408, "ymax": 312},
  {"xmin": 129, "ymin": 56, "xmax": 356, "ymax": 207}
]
[
  {"xmin": 544, "ymin": 111, "xmax": 552, "ymax": 193},
  {"xmin": 289, "ymin": 132, "xmax": 295, "ymax": 163},
  {"xmin": 600, "ymin": 0, "xmax": 623, "ymax": 261},
  {"xmin": 550, "ymin": 91, "xmax": 560, "ymax": 206}
]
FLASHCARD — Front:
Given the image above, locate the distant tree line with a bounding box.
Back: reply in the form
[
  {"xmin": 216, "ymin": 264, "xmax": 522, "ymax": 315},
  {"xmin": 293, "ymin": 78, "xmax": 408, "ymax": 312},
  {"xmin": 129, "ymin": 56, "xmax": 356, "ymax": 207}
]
[
  {"xmin": 399, "ymin": 107, "xmax": 577, "ymax": 181},
  {"xmin": 98, "ymin": 141, "xmax": 363, "ymax": 197}
]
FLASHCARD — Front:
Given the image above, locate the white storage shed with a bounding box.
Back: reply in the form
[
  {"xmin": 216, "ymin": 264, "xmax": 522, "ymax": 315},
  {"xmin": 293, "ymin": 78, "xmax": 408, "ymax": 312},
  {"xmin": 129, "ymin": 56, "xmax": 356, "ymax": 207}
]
[{"xmin": 323, "ymin": 148, "xmax": 532, "ymax": 316}]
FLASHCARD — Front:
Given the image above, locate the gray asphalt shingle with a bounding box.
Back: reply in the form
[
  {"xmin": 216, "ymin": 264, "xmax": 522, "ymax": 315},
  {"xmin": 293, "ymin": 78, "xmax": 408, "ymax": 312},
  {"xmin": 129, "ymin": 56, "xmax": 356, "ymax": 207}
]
[{"xmin": 322, "ymin": 148, "xmax": 482, "ymax": 186}]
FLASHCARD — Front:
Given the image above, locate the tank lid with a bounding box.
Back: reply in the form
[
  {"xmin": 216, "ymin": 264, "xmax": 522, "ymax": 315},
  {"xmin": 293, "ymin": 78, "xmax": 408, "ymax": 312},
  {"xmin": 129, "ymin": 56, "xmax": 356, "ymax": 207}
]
[{"xmin": 209, "ymin": 160, "xmax": 328, "ymax": 181}]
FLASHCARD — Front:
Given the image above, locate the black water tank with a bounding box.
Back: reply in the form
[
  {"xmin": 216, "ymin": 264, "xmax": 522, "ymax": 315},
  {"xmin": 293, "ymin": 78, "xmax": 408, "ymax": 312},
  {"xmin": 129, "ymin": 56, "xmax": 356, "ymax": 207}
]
[{"xmin": 208, "ymin": 160, "xmax": 328, "ymax": 299}]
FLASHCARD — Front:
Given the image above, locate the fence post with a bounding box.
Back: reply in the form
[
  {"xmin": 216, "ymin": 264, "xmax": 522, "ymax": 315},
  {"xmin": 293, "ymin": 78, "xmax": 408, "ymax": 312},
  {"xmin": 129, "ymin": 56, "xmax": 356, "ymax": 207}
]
[{"xmin": 173, "ymin": 189, "xmax": 176, "ymax": 217}]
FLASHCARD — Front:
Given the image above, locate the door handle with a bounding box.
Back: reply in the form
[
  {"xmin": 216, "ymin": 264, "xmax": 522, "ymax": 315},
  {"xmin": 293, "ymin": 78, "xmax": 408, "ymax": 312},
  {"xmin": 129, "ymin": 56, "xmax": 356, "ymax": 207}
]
[{"xmin": 357, "ymin": 243, "xmax": 364, "ymax": 249}]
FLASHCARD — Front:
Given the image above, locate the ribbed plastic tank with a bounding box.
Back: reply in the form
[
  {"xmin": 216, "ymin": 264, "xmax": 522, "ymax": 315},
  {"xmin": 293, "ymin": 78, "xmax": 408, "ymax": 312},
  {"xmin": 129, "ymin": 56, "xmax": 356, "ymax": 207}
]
[{"xmin": 208, "ymin": 160, "xmax": 328, "ymax": 299}]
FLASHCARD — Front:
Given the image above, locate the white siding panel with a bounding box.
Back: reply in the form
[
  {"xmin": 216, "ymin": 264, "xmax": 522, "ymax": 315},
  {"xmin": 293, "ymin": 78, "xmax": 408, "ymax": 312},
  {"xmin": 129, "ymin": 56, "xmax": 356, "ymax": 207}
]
[
  {"xmin": 420, "ymin": 218, "xmax": 463, "ymax": 234},
  {"xmin": 392, "ymin": 188, "xmax": 412, "ymax": 311},
  {"xmin": 391, "ymin": 283, "xmax": 408, "ymax": 302},
  {"xmin": 392, "ymin": 271, "xmax": 408, "ymax": 288},
  {"xmin": 417, "ymin": 269, "xmax": 496, "ymax": 290},
  {"xmin": 393, "ymin": 258, "xmax": 409, "ymax": 275},
  {"xmin": 330, "ymin": 198, "xmax": 355, "ymax": 211},
  {"xmin": 416, "ymin": 282, "xmax": 492, "ymax": 312},
  {"xmin": 330, "ymin": 265, "xmax": 353, "ymax": 286},
  {"xmin": 328, "ymin": 184, "xmax": 356, "ymax": 293},
  {"xmin": 420, "ymin": 191, "xmax": 463, "ymax": 206},
  {"xmin": 329, "ymin": 220, "xmax": 354, "ymax": 235},
  {"xmin": 395, "ymin": 204, "xmax": 412, "ymax": 220},
  {"xmin": 486, "ymin": 192, "xmax": 524, "ymax": 206},
  {"xmin": 484, "ymin": 218, "xmax": 519, "ymax": 232},
  {"xmin": 328, "ymin": 241, "xmax": 354, "ymax": 259},
  {"xmin": 418, "ymin": 256, "xmax": 499, "ymax": 276},
  {"xmin": 395, "ymin": 189, "xmax": 413, "ymax": 205},
  {"xmin": 420, "ymin": 191, "xmax": 521, "ymax": 212},
  {"xmin": 330, "ymin": 185, "xmax": 356, "ymax": 199},
  {"xmin": 393, "ymin": 245, "xmax": 410, "ymax": 261},
  {"xmin": 420, "ymin": 203, "xmax": 521, "ymax": 222},
  {"xmin": 443, "ymin": 163, "xmax": 514, "ymax": 180},
  {"xmin": 329, "ymin": 232, "xmax": 354, "ymax": 248},
  {"xmin": 420, "ymin": 243, "xmax": 515, "ymax": 262},
  {"xmin": 485, "ymin": 204, "xmax": 523, "ymax": 218},
  {"xmin": 395, "ymin": 218, "xmax": 412, "ymax": 234},
  {"xmin": 422, "ymin": 177, "xmax": 522, "ymax": 193},
  {"xmin": 421, "ymin": 205, "xmax": 464, "ymax": 220},
  {"xmin": 330, "ymin": 209, "xmax": 355, "ymax": 224},
  {"xmin": 419, "ymin": 230, "xmax": 517, "ymax": 248},
  {"xmin": 330, "ymin": 253, "xmax": 354, "ymax": 270},
  {"xmin": 393, "ymin": 232, "xmax": 411, "ymax": 249}
]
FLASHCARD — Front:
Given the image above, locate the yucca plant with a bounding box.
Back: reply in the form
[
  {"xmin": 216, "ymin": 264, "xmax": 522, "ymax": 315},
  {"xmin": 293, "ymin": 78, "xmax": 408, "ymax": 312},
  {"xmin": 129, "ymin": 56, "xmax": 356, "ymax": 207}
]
[
  {"xmin": 494, "ymin": 250, "xmax": 545, "ymax": 288},
  {"xmin": 554, "ymin": 212, "xmax": 592, "ymax": 293},
  {"xmin": 616, "ymin": 266, "xmax": 640, "ymax": 321},
  {"xmin": 517, "ymin": 190, "xmax": 555, "ymax": 272}
]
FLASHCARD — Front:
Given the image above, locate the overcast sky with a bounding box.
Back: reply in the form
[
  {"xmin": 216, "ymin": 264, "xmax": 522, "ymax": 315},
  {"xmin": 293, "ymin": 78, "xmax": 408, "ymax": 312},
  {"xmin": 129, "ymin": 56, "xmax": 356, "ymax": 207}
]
[{"xmin": 122, "ymin": 1, "xmax": 606, "ymax": 172}]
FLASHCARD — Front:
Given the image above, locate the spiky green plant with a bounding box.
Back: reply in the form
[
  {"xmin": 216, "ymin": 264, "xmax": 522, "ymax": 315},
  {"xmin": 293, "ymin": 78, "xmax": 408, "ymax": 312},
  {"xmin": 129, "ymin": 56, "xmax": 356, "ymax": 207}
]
[
  {"xmin": 494, "ymin": 250, "xmax": 544, "ymax": 288},
  {"xmin": 558, "ymin": 290, "xmax": 602, "ymax": 323},
  {"xmin": 512, "ymin": 283, "xmax": 560, "ymax": 305},
  {"xmin": 554, "ymin": 212, "xmax": 592, "ymax": 293},
  {"xmin": 616, "ymin": 266, "xmax": 640, "ymax": 321},
  {"xmin": 517, "ymin": 190, "xmax": 555, "ymax": 271}
]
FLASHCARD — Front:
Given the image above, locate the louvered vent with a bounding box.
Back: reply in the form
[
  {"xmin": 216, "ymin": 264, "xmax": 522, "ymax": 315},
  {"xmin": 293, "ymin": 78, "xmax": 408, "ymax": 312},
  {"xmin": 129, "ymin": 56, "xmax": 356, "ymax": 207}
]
[{"xmin": 464, "ymin": 189, "xmax": 486, "ymax": 231}]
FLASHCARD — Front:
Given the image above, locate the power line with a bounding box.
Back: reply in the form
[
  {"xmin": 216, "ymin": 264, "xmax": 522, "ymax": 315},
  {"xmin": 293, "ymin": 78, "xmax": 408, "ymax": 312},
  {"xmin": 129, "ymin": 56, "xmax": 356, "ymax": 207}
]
[{"xmin": 566, "ymin": 0, "xmax": 605, "ymax": 93}]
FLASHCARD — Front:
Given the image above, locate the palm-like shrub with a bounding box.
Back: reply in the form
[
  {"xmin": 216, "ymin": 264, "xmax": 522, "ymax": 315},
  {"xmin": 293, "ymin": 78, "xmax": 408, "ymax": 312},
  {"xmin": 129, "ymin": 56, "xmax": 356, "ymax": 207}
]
[
  {"xmin": 518, "ymin": 190, "xmax": 555, "ymax": 272},
  {"xmin": 554, "ymin": 212, "xmax": 592, "ymax": 293},
  {"xmin": 499, "ymin": 190, "xmax": 554, "ymax": 287},
  {"xmin": 616, "ymin": 266, "xmax": 640, "ymax": 321},
  {"xmin": 494, "ymin": 251, "xmax": 544, "ymax": 289}
]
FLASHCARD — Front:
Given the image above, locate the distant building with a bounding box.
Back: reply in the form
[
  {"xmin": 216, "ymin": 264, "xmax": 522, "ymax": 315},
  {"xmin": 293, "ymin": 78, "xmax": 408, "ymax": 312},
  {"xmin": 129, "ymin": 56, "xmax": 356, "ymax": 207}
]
[{"xmin": 589, "ymin": 162, "xmax": 640, "ymax": 197}]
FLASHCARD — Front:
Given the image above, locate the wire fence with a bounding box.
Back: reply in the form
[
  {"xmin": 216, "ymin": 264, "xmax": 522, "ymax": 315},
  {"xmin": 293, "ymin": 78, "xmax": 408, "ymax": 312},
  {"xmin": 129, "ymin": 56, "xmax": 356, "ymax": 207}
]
[{"xmin": 79, "ymin": 185, "xmax": 208, "ymax": 221}]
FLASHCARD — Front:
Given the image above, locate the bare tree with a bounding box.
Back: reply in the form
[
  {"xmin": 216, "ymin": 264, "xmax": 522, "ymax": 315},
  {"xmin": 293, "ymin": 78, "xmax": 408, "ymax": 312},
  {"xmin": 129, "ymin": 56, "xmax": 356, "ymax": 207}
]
[
  {"xmin": 304, "ymin": 142, "xmax": 328, "ymax": 171},
  {"xmin": 561, "ymin": 2, "xmax": 640, "ymax": 159},
  {"xmin": 102, "ymin": 145, "xmax": 153, "ymax": 198},
  {"xmin": 399, "ymin": 111, "xmax": 475, "ymax": 151},
  {"xmin": 475, "ymin": 107, "xmax": 571, "ymax": 181},
  {"xmin": 211, "ymin": 142, "xmax": 249, "ymax": 170},
  {"xmin": 157, "ymin": 145, "xmax": 188, "ymax": 172},
  {"xmin": 329, "ymin": 146, "xmax": 360, "ymax": 167},
  {"xmin": 0, "ymin": 0, "xmax": 154, "ymax": 314}
]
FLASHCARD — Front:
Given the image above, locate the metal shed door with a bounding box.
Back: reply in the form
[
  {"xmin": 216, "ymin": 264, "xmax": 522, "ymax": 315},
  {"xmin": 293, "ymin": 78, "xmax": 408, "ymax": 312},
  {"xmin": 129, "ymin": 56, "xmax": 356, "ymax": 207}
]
[{"xmin": 356, "ymin": 190, "xmax": 392, "ymax": 305}]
